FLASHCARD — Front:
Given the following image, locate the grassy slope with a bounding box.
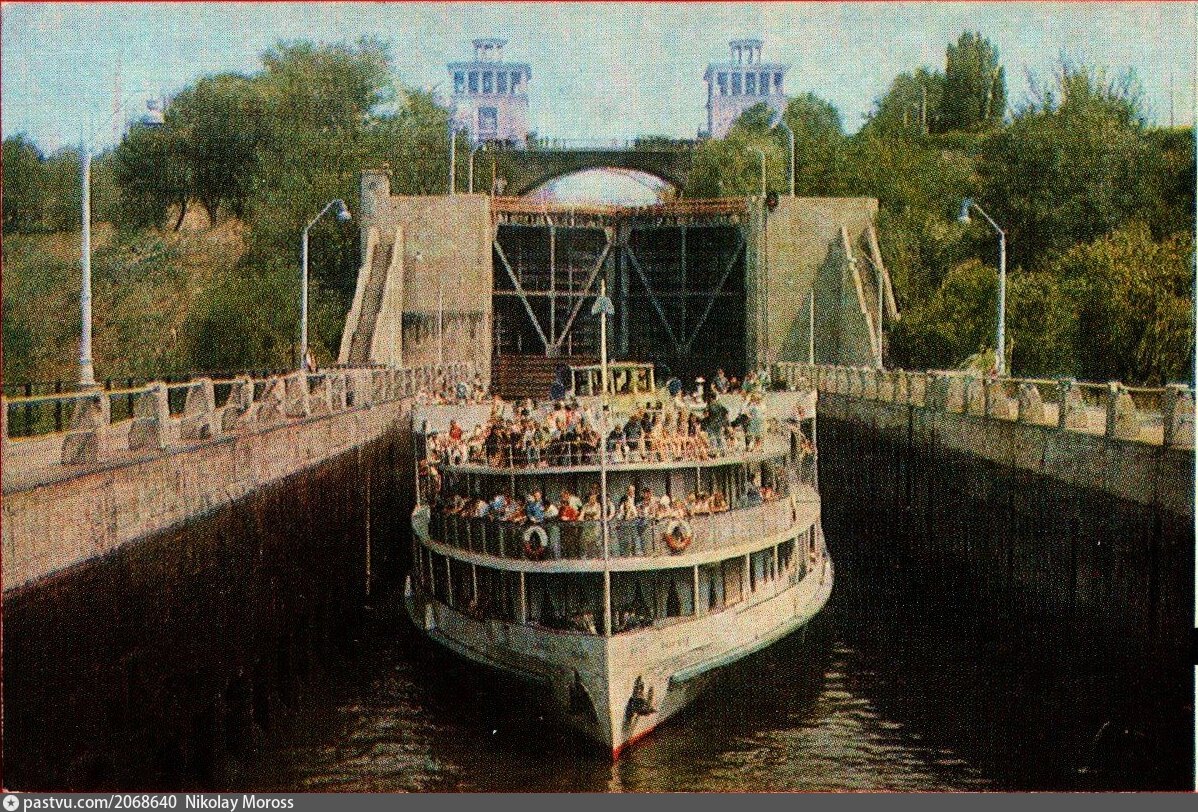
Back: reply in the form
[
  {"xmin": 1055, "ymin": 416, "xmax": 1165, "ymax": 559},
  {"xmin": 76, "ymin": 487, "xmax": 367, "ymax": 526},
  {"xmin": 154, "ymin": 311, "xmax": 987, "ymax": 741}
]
[{"xmin": 2, "ymin": 212, "xmax": 246, "ymax": 385}]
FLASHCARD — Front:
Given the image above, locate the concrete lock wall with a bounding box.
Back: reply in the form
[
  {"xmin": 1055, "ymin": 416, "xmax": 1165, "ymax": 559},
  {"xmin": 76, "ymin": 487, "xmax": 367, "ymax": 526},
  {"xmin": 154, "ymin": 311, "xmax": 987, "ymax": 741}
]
[
  {"xmin": 358, "ymin": 171, "xmax": 493, "ymax": 381},
  {"xmin": 815, "ymin": 393, "xmax": 1194, "ymax": 786},
  {"xmin": 745, "ymin": 197, "xmax": 879, "ymax": 368},
  {"xmin": 2, "ymin": 399, "xmax": 418, "ymax": 790}
]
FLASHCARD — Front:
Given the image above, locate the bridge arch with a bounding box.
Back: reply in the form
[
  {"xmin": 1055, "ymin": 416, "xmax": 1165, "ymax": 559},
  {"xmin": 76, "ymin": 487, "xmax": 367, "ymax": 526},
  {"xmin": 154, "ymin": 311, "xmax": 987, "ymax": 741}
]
[
  {"xmin": 489, "ymin": 142, "xmax": 694, "ymax": 197},
  {"xmin": 524, "ymin": 167, "xmax": 676, "ymax": 205}
]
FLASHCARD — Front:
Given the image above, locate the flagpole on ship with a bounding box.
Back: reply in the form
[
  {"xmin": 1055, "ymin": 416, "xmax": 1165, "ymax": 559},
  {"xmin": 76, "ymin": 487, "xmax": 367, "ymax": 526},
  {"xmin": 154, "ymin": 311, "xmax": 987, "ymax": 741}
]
[{"xmin": 593, "ymin": 280, "xmax": 615, "ymax": 637}]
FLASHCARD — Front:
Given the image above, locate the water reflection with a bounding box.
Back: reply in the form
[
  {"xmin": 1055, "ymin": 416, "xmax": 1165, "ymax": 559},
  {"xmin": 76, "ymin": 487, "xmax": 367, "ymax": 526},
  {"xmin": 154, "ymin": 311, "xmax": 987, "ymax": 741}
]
[{"xmin": 229, "ymin": 591, "xmax": 1004, "ymax": 792}]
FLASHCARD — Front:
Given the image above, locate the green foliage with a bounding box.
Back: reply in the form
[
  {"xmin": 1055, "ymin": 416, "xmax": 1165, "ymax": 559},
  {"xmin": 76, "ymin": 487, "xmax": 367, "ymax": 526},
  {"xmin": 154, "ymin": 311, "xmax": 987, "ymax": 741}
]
[
  {"xmin": 863, "ymin": 68, "xmax": 944, "ymax": 137},
  {"xmin": 979, "ymin": 61, "xmax": 1167, "ymax": 267},
  {"xmin": 2, "ymin": 135, "xmax": 46, "ymax": 232},
  {"xmin": 170, "ymin": 73, "xmax": 270, "ymax": 224},
  {"xmin": 942, "ymin": 31, "xmax": 1006, "ymax": 131},
  {"xmin": 112, "ymin": 124, "xmax": 192, "ymax": 230},
  {"xmin": 782, "ymin": 93, "xmax": 848, "ymax": 195}
]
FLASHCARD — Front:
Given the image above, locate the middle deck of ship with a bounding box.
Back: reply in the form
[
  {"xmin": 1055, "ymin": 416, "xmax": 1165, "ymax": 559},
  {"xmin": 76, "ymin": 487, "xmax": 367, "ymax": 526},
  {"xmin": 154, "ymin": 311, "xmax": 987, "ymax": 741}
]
[{"xmin": 410, "ymin": 393, "xmax": 821, "ymax": 637}]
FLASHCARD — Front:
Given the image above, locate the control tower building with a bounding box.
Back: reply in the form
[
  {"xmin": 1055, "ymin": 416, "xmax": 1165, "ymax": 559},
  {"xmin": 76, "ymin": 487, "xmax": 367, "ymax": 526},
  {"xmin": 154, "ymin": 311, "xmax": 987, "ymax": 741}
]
[
  {"xmin": 703, "ymin": 39, "xmax": 789, "ymax": 138},
  {"xmin": 449, "ymin": 38, "xmax": 532, "ymax": 146}
]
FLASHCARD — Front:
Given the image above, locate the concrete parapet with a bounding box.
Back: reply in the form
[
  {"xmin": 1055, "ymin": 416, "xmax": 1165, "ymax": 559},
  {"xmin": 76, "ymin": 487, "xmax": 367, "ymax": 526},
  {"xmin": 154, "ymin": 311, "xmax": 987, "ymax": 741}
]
[
  {"xmin": 348, "ymin": 370, "xmax": 373, "ymax": 408},
  {"xmin": 965, "ymin": 377, "xmax": 985, "ymax": 417},
  {"xmin": 61, "ymin": 391, "xmax": 111, "ymax": 465},
  {"xmin": 944, "ymin": 375, "xmax": 965, "ymax": 413},
  {"xmin": 985, "ymin": 379, "xmax": 1015, "ymax": 420},
  {"xmin": 1163, "ymin": 384, "xmax": 1195, "ymax": 448},
  {"xmin": 256, "ymin": 377, "xmax": 287, "ymax": 425},
  {"xmin": 1017, "ymin": 382, "xmax": 1045, "ymax": 424},
  {"xmin": 180, "ymin": 379, "xmax": 217, "ymax": 442},
  {"xmin": 307, "ymin": 375, "xmax": 333, "ymax": 416},
  {"xmin": 129, "ymin": 384, "xmax": 171, "ymax": 452},
  {"xmin": 329, "ymin": 374, "xmax": 348, "ymax": 411},
  {"xmin": 283, "ymin": 373, "xmax": 310, "ymax": 419},
  {"xmin": 1106, "ymin": 382, "xmax": 1140, "ymax": 441},
  {"xmin": 1057, "ymin": 380, "xmax": 1089, "ymax": 430},
  {"xmin": 221, "ymin": 377, "xmax": 255, "ymax": 433}
]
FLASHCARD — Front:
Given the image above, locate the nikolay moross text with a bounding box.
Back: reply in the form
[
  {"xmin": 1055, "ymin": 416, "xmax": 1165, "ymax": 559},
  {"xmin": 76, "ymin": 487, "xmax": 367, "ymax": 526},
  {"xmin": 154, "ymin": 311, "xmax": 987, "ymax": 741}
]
[{"xmin": 186, "ymin": 799, "xmax": 293, "ymax": 810}]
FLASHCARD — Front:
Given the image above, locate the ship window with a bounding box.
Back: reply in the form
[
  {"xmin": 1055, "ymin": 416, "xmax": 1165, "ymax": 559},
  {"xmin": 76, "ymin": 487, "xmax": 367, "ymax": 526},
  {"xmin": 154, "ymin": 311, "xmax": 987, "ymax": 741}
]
[
  {"xmin": 525, "ymin": 573, "xmax": 602, "ymax": 634},
  {"xmin": 750, "ymin": 548, "xmax": 773, "ymax": 591},
  {"xmin": 468, "ymin": 71, "xmax": 479, "ymax": 93},
  {"xmin": 778, "ymin": 538, "xmax": 795, "ymax": 580},
  {"xmin": 452, "ymin": 558, "xmax": 474, "ymax": 609},
  {"xmin": 432, "ymin": 552, "xmax": 450, "ymax": 602},
  {"xmin": 454, "ymin": 71, "xmax": 465, "ymax": 93},
  {"xmin": 700, "ymin": 562, "xmax": 725, "ymax": 613},
  {"xmin": 722, "ymin": 557, "xmax": 743, "ymax": 605}
]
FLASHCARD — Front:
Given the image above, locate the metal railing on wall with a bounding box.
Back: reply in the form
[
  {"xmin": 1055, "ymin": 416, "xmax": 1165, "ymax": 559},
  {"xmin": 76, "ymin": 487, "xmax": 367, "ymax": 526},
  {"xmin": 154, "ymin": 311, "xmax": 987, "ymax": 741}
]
[{"xmin": 773, "ymin": 362, "xmax": 1196, "ymax": 450}]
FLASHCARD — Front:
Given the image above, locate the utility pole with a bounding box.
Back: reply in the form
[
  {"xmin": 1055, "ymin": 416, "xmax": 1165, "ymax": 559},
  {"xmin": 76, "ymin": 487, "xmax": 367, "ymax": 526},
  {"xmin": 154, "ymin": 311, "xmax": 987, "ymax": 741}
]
[{"xmin": 79, "ymin": 147, "xmax": 95, "ymax": 387}]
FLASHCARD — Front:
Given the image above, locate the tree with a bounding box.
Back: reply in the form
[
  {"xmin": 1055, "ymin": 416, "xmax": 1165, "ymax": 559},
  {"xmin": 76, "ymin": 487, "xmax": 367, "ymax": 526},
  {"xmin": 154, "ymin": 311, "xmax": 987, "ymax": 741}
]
[
  {"xmin": 979, "ymin": 60, "xmax": 1167, "ymax": 268},
  {"xmin": 111, "ymin": 123, "xmax": 192, "ymax": 230},
  {"xmin": 169, "ymin": 73, "xmax": 269, "ymax": 225},
  {"xmin": 684, "ymin": 103, "xmax": 787, "ymax": 198},
  {"xmin": 2, "ymin": 135, "xmax": 47, "ymax": 233},
  {"xmin": 863, "ymin": 68, "xmax": 945, "ymax": 137},
  {"xmin": 942, "ymin": 31, "xmax": 1006, "ymax": 131},
  {"xmin": 1051, "ymin": 223, "xmax": 1193, "ymax": 385},
  {"xmin": 782, "ymin": 92, "xmax": 848, "ymax": 195}
]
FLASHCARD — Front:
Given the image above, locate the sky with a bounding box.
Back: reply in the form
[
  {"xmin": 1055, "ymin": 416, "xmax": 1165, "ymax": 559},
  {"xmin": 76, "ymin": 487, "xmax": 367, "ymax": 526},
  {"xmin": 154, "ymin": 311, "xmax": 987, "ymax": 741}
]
[{"xmin": 2, "ymin": 1, "xmax": 1196, "ymax": 153}]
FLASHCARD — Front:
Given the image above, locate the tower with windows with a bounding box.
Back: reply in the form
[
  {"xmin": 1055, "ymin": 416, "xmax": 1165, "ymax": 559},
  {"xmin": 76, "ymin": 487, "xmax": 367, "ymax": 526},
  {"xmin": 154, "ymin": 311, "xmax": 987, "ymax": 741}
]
[
  {"xmin": 703, "ymin": 39, "xmax": 789, "ymax": 139},
  {"xmin": 449, "ymin": 38, "xmax": 532, "ymax": 146}
]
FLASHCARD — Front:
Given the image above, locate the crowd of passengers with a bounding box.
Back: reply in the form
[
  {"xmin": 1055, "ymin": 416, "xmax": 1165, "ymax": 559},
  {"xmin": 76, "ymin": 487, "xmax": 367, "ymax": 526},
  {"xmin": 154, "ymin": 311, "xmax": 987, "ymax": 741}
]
[
  {"xmin": 427, "ymin": 472, "xmax": 787, "ymax": 560},
  {"xmin": 424, "ymin": 391, "xmax": 780, "ymax": 473}
]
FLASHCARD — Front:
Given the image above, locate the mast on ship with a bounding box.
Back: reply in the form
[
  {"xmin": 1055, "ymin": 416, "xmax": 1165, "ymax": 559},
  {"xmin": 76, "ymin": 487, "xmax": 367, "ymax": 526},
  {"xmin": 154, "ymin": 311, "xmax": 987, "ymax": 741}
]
[{"xmin": 591, "ymin": 280, "xmax": 616, "ymax": 636}]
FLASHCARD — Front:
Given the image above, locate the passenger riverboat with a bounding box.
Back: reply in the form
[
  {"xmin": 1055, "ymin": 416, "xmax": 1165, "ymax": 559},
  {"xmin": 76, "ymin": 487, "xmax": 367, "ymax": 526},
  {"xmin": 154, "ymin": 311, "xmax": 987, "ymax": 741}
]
[{"xmin": 404, "ymin": 358, "xmax": 831, "ymax": 758}]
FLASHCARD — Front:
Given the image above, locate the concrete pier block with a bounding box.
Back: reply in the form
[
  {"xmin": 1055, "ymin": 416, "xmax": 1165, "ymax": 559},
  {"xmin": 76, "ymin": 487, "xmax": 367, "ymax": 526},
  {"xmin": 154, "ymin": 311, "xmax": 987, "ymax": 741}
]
[
  {"xmin": 256, "ymin": 378, "xmax": 286, "ymax": 424},
  {"xmin": 180, "ymin": 379, "xmax": 217, "ymax": 442},
  {"xmin": 986, "ymin": 380, "xmax": 1015, "ymax": 420},
  {"xmin": 61, "ymin": 391, "xmax": 111, "ymax": 464},
  {"xmin": 1017, "ymin": 383, "xmax": 1046, "ymax": 425},
  {"xmin": 284, "ymin": 374, "xmax": 310, "ymax": 419},
  {"xmin": 1106, "ymin": 382, "xmax": 1140, "ymax": 441},
  {"xmin": 1058, "ymin": 380, "xmax": 1089, "ymax": 430},
  {"xmin": 329, "ymin": 374, "xmax": 348, "ymax": 412},
  {"xmin": 307, "ymin": 375, "xmax": 333, "ymax": 416},
  {"xmin": 220, "ymin": 377, "xmax": 255, "ymax": 433},
  {"xmin": 965, "ymin": 377, "xmax": 986, "ymax": 417},
  {"xmin": 944, "ymin": 376, "xmax": 965, "ymax": 414},
  {"xmin": 371, "ymin": 370, "xmax": 387, "ymax": 404},
  {"xmin": 1162, "ymin": 384, "xmax": 1195, "ymax": 448},
  {"xmin": 129, "ymin": 384, "xmax": 171, "ymax": 451},
  {"xmin": 351, "ymin": 370, "xmax": 374, "ymax": 408}
]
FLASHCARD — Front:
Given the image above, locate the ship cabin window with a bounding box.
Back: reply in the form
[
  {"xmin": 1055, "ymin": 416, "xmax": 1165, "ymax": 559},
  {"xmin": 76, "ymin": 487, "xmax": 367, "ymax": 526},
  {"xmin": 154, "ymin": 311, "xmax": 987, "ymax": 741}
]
[
  {"xmin": 779, "ymin": 537, "xmax": 801, "ymax": 584},
  {"xmin": 451, "ymin": 558, "xmax": 474, "ymax": 609},
  {"xmin": 431, "ymin": 551, "xmax": 450, "ymax": 603},
  {"xmin": 750, "ymin": 548, "xmax": 776, "ymax": 593},
  {"xmin": 524, "ymin": 573, "xmax": 603, "ymax": 634},
  {"xmin": 722, "ymin": 557, "xmax": 743, "ymax": 605},
  {"xmin": 699, "ymin": 561, "xmax": 725, "ymax": 614},
  {"xmin": 611, "ymin": 568, "xmax": 694, "ymax": 633}
]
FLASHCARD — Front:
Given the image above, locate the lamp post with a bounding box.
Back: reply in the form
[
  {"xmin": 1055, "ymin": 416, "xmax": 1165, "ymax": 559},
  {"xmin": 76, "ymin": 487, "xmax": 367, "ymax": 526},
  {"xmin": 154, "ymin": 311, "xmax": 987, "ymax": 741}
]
[
  {"xmin": 747, "ymin": 145, "xmax": 766, "ymax": 198},
  {"xmin": 776, "ymin": 118, "xmax": 795, "ymax": 197},
  {"xmin": 958, "ymin": 198, "xmax": 1007, "ymax": 376},
  {"xmin": 300, "ymin": 199, "xmax": 351, "ymax": 371},
  {"xmin": 79, "ymin": 147, "xmax": 95, "ymax": 386},
  {"xmin": 468, "ymin": 142, "xmax": 487, "ymax": 194}
]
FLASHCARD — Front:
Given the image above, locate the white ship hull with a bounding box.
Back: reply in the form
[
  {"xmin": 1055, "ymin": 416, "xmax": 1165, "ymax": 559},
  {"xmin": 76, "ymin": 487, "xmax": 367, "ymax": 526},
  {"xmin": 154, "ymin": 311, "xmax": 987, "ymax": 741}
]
[{"xmin": 404, "ymin": 546, "xmax": 833, "ymax": 757}]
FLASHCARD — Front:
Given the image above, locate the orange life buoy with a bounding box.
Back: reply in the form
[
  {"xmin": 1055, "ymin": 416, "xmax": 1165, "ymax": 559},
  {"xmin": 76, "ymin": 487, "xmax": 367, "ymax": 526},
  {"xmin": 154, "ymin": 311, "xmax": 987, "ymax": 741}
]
[
  {"xmin": 664, "ymin": 520, "xmax": 693, "ymax": 553},
  {"xmin": 523, "ymin": 525, "xmax": 549, "ymax": 559}
]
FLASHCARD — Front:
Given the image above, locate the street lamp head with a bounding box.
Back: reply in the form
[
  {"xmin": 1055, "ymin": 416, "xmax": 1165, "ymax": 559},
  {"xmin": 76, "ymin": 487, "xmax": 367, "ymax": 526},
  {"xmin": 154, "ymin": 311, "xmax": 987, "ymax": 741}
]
[
  {"xmin": 957, "ymin": 198, "xmax": 973, "ymax": 224},
  {"xmin": 335, "ymin": 200, "xmax": 351, "ymax": 222}
]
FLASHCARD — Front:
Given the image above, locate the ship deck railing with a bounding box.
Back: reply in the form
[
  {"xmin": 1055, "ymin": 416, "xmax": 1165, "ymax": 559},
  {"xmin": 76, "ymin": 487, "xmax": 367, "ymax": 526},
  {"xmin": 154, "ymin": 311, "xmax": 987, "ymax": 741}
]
[{"xmin": 425, "ymin": 493, "xmax": 811, "ymax": 563}]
